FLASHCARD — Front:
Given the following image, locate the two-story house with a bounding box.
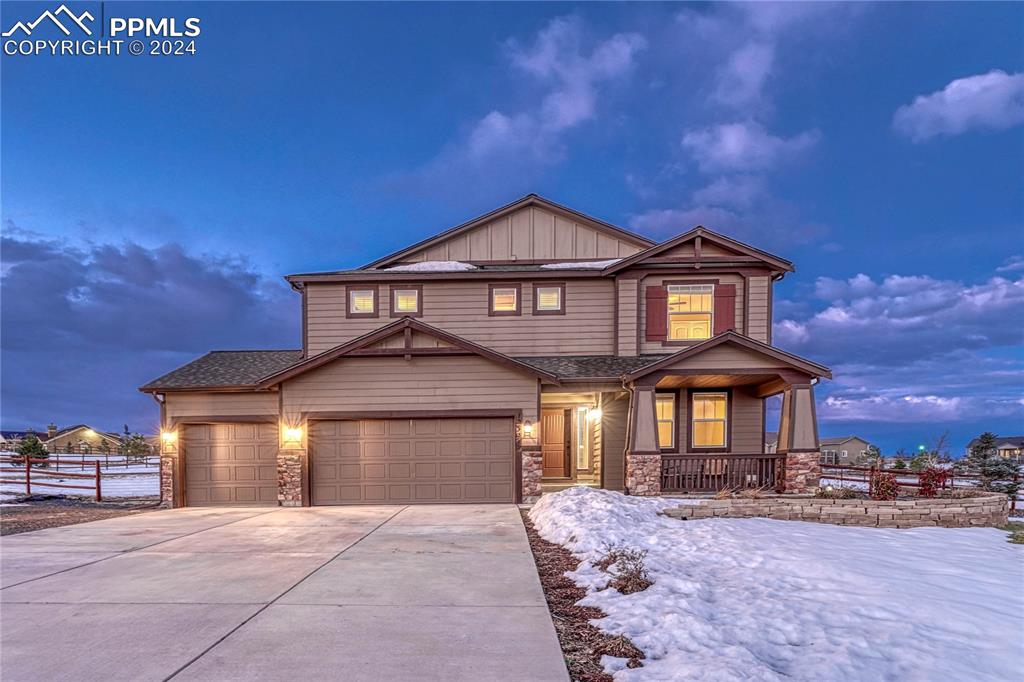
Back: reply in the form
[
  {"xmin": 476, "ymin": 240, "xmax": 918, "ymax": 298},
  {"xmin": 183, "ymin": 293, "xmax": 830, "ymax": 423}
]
[{"xmin": 142, "ymin": 195, "xmax": 830, "ymax": 507}]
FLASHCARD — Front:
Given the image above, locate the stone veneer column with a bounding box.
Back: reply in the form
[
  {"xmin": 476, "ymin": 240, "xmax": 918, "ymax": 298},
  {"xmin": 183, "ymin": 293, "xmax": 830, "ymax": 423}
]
[
  {"xmin": 626, "ymin": 386, "xmax": 662, "ymax": 496},
  {"xmin": 519, "ymin": 409, "xmax": 542, "ymax": 503},
  {"xmin": 777, "ymin": 384, "xmax": 822, "ymax": 493},
  {"xmin": 158, "ymin": 433, "xmax": 178, "ymax": 509},
  {"xmin": 278, "ymin": 421, "xmax": 305, "ymax": 507}
]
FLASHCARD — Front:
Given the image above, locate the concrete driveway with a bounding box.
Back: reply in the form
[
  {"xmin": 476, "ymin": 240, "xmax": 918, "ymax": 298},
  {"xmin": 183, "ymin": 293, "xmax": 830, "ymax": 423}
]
[{"xmin": 0, "ymin": 505, "xmax": 568, "ymax": 682}]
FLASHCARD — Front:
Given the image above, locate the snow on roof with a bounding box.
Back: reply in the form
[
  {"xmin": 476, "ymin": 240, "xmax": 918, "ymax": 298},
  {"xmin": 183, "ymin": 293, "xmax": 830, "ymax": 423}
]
[
  {"xmin": 383, "ymin": 261, "xmax": 477, "ymax": 272},
  {"xmin": 539, "ymin": 259, "xmax": 621, "ymax": 270}
]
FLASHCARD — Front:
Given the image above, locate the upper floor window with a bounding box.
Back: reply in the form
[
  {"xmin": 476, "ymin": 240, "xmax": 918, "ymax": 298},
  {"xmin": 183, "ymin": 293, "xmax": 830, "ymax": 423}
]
[
  {"xmin": 691, "ymin": 392, "xmax": 727, "ymax": 449},
  {"xmin": 668, "ymin": 284, "xmax": 713, "ymax": 341},
  {"xmin": 656, "ymin": 393, "xmax": 676, "ymax": 450},
  {"xmin": 390, "ymin": 285, "xmax": 422, "ymax": 317},
  {"xmin": 489, "ymin": 284, "xmax": 521, "ymax": 316},
  {"xmin": 533, "ymin": 283, "xmax": 565, "ymax": 315},
  {"xmin": 346, "ymin": 286, "xmax": 378, "ymax": 318}
]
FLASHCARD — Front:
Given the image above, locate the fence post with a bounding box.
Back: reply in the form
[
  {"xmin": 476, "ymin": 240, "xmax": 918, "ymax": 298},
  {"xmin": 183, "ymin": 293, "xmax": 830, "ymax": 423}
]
[
  {"xmin": 95, "ymin": 461, "xmax": 102, "ymax": 502},
  {"xmin": 868, "ymin": 464, "xmax": 876, "ymax": 497},
  {"xmin": 25, "ymin": 456, "xmax": 31, "ymax": 496}
]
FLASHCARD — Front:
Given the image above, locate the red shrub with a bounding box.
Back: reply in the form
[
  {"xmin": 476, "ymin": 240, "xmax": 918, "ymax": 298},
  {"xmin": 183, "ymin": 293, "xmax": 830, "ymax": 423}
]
[
  {"xmin": 870, "ymin": 471, "xmax": 899, "ymax": 501},
  {"xmin": 918, "ymin": 467, "xmax": 948, "ymax": 498}
]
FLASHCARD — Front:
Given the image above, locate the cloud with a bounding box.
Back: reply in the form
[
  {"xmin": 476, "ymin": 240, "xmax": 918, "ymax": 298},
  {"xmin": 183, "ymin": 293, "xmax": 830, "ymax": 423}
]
[
  {"xmin": 711, "ymin": 42, "xmax": 774, "ymax": 109},
  {"xmin": 1, "ymin": 231, "xmax": 298, "ymax": 432},
  {"xmin": 682, "ymin": 121, "xmax": 820, "ymax": 173},
  {"xmin": 893, "ymin": 70, "xmax": 1024, "ymax": 142},
  {"xmin": 997, "ymin": 254, "xmax": 1024, "ymax": 273},
  {"xmin": 774, "ymin": 271, "xmax": 1024, "ymax": 425}
]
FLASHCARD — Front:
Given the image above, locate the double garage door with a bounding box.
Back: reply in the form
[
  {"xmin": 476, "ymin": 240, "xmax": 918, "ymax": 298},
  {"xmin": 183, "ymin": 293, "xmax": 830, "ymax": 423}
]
[{"xmin": 182, "ymin": 417, "xmax": 514, "ymax": 506}]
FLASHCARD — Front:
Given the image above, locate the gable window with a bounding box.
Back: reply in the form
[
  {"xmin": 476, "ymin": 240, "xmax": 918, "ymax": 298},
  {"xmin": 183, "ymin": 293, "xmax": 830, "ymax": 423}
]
[
  {"xmin": 667, "ymin": 284, "xmax": 713, "ymax": 341},
  {"xmin": 489, "ymin": 284, "xmax": 521, "ymax": 316},
  {"xmin": 656, "ymin": 393, "xmax": 676, "ymax": 450},
  {"xmin": 346, "ymin": 286, "xmax": 378, "ymax": 319},
  {"xmin": 390, "ymin": 285, "xmax": 422, "ymax": 317},
  {"xmin": 533, "ymin": 283, "xmax": 565, "ymax": 315},
  {"xmin": 691, "ymin": 392, "xmax": 727, "ymax": 449}
]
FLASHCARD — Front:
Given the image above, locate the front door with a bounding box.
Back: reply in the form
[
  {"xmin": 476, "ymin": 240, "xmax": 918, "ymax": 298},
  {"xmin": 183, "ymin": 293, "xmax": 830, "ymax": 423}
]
[{"xmin": 541, "ymin": 408, "xmax": 570, "ymax": 478}]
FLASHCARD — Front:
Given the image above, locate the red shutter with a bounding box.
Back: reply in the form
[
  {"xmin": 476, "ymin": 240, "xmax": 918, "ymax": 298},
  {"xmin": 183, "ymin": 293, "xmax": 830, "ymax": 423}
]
[
  {"xmin": 713, "ymin": 284, "xmax": 736, "ymax": 335},
  {"xmin": 645, "ymin": 286, "xmax": 668, "ymax": 341}
]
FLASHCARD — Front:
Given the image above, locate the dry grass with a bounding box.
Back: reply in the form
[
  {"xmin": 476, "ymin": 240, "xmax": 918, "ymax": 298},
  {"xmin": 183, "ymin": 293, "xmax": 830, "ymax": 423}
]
[
  {"xmin": 0, "ymin": 498, "xmax": 157, "ymax": 535},
  {"xmin": 595, "ymin": 544, "xmax": 653, "ymax": 595}
]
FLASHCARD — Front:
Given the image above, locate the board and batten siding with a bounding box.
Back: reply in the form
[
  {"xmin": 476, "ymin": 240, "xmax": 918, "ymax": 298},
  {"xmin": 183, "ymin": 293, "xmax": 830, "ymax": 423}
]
[
  {"xmin": 746, "ymin": 276, "xmax": 771, "ymax": 344},
  {"xmin": 305, "ymin": 279, "xmax": 615, "ymax": 357},
  {"xmin": 165, "ymin": 392, "xmax": 279, "ymax": 420},
  {"xmin": 400, "ymin": 206, "xmax": 645, "ymax": 263},
  {"xmin": 280, "ymin": 355, "xmax": 539, "ymax": 420},
  {"xmin": 728, "ymin": 387, "xmax": 764, "ymax": 452},
  {"xmin": 616, "ymin": 278, "xmax": 639, "ymax": 356}
]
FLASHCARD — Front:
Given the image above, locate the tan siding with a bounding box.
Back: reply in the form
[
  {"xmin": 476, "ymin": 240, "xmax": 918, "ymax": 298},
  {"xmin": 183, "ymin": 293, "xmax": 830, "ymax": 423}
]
[
  {"xmin": 638, "ymin": 274, "xmax": 746, "ymax": 354},
  {"xmin": 730, "ymin": 387, "xmax": 764, "ymax": 452},
  {"xmin": 306, "ymin": 279, "xmax": 615, "ymax": 356},
  {"xmin": 601, "ymin": 392, "xmax": 628, "ymax": 491},
  {"xmin": 660, "ymin": 242, "xmax": 696, "ymax": 258},
  {"xmin": 401, "ymin": 206, "xmax": 644, "ymax": 263},
  {"xmin": 700, "ymin": 242, "xmax": 737, "ymax": 257},
  {"xmin": 747, "ymin": 276, "xmax": 770, "ymax": 343},
  {"xmin": 667, "ymin": 344, "xmax": 789, "ymax": 370},
  {"xmin": 165, "ymin": 392, "xmax": 278, "ymax": 420},
  {"xmin": 281, "ymin": 356, "xmax": 538, "ymax": 419},
  {"xmin": 617, "ymin": 278, "xmax": 639, "ymax": 356}
]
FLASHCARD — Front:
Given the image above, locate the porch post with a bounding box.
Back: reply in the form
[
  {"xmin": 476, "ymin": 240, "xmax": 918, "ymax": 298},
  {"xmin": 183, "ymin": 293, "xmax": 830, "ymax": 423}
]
[
  {"xmin": 777, "ymin": 384, "xmax": 821, "ymax": 493},
  {"xmin": 626, "ymin": 385, "xmax": 661, "ymax": 496}
]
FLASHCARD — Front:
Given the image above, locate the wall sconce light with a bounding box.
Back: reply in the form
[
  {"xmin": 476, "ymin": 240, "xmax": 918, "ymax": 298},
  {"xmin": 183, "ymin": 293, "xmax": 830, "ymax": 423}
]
[
  {"xmin": 588, "ymin": 408, "xmax": 602, "ymax": 422},
  {"xmin": 522, "ymin": 420, "xmax": 534, "ymax": 438},
  {"xmin": 160, "ymin": 430, "xmax": 177, "ymax": 445},
  {"xmin": 282, "ymin": 426, "xmax": 304, "ymax": 445}
]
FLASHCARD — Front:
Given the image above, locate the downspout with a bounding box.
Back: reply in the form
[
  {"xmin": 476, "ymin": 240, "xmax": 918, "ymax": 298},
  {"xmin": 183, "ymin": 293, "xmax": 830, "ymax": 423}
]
[{"xmin": 621, "ymin": 376, "xmax": 635, "ymax": 494}]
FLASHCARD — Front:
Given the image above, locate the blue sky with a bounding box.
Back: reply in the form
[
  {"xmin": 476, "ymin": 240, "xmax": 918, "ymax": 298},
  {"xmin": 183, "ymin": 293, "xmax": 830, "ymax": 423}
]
[{"xmin": 2, "ymin": 1, "xmax": 1022, "ymax": 454}]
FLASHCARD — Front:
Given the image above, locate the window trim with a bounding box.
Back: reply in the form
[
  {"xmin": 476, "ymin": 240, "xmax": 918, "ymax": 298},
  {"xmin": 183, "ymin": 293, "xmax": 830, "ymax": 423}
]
[
  {"xmin": 532, "ymin": 282, "xmax": 566, "ymax": 316},
  {"xmin": 345, "ymin": 285, "xmax": 379, "ymax": 319},
  {"xmin": 655, "ymin": 390, "xmax": 679, "ymax": 453},
  {"xmin": 661, "ymin": 278, "xmax": 720, "ymax": 347},
  {"xmin": 488, "ymin": 283, "xmax": 522, "ymax": 316},
  {"xmin": 685, "ymin": 389, "xmax": 731, "ymax": 453},
  {"xmin": 389, "ymin": 284, "xmax": 423, "ymax": 318}
]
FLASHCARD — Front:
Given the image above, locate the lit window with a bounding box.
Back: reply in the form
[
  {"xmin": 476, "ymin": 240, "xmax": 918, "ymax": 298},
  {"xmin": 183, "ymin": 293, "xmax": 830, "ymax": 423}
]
[
  {"xmin": 349, "ymin": 289, "xmax": 375, "ymax": 314},
  {"xmin": 656, "ymin": 394, "xmax": 675, "ymax": 449},
  {"xmin": 536, "ymin": 287, "xmax": 562, "ymax": 311},
  {"xmin": 393, "ymin": 288, "xmax": 419, "ymax": 314},
  {"xmin": 668, "ymin": 284, "xmax": 713, "ymax": 340},
  {"xmin": 491, "ymin": 287, "xmax": 518, "ymax": 312},
  {"xmin": 576, "ymin": 407, "xmax": 591, "ymax": 469},
  {"xmin": 691, "ymin": 393, "xmax": 727, "ymax": 448}
]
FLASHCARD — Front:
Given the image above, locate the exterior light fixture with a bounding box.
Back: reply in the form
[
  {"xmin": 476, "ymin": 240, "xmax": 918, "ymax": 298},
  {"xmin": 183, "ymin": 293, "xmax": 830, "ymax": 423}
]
[
  {"xmin": 522, "ymin": 420, "xmax": 534, "ymax": 438},
  {"xmin": 160, "ymin": 430, "xmax": 177, "ymax": 444},
  {"xmin": 283, "ymin": 426, "xmax": 304, "ymax": 444},
  {"xmin": 588, "ymin": 408, "xmax": 602, "ymax": 422}
]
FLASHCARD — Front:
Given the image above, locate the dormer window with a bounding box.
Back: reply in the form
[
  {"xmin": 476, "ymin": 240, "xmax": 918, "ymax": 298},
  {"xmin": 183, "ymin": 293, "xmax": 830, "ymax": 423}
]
[
  {"xmin": 390, "ymin": 285, "xmax": 422, "ymax": 317},
  {"xmin": 489, "ymin": 284, "xmax": 521, "ymax": 316},
  {"xmin": 346, "ymin": 286, "xmax": 378, "ymax": 318},
  {"xmin": 667, "ymin": 284, "xmax": 713, "ymax": 340}
]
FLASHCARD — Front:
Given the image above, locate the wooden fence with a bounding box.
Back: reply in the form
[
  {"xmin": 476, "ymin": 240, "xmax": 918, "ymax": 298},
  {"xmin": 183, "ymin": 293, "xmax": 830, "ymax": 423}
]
[
  {"xmin": 821, "ymin": 463, "xmax": 1019, "ymax": 511},
  {"xmin": 26, "ymin": 451, "xmax": 159, "ymax": 470},
  {"xmin": 661, "ymin": 453, "xmax": 786, "ymax": 493},
  {"xmin": 0, "ymin": 456, "xmax": 102, "ymax": 501}
]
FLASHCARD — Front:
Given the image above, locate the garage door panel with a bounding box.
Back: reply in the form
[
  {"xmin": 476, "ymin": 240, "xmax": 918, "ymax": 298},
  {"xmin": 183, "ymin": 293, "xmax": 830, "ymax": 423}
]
[
  {"xmin": 311, "ymin": 417, "xmax": 514, "ymax": 505},
  {"xmin": 183, "ymin": 423, "xmax": 278, "ymax": 507}
]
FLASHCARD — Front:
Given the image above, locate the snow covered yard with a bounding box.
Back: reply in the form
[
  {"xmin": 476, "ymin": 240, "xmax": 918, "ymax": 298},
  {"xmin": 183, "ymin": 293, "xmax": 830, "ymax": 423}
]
[
  {"xmin": 0, "ymin": 467, "xmax": 158, "ymax": 500},
  {"xmin": 530, "ymin": 488, "xmax": 1024, "ymax": 681}
]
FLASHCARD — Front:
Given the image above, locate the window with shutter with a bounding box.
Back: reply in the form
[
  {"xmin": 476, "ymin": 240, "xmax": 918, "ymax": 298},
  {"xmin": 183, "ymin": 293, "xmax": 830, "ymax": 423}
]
[{"xmin": 667, "ymin": 284, "xmax": 714, "ymax": 340}]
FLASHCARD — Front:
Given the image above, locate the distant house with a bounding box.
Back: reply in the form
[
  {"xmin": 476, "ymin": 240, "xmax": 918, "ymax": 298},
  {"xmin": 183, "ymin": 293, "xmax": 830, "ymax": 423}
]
[
  {"xmin": 0, "ymin": 429, "xmax": 43, "ymax": 450},
  {"xmin": 965, "ymin": 435, "xmax": 1024, "ymax": 463},
  {"xmin": 819, "ymin": 436, "xmax": 874, "ymax": 466},
  {"xmin": 41, "ymin": 424, "xmax": 123, "ymax": 453},
  {"xmin": 765, "ymin": 431, "xmax": 779, "ymax": 453}
]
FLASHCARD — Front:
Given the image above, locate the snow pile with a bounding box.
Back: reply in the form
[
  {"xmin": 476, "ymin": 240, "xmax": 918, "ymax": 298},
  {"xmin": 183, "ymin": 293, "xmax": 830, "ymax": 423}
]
[
  {"xmin": 384, "ymin": 261, "xmax": 476, "ymax": 272},
  {"xmin": 540, "ymin": 259, "xmax": 621, "ymax": 270},
  {"xmin": 530, "ymin": 487, "xmax": 1024, "ymax": 681}
]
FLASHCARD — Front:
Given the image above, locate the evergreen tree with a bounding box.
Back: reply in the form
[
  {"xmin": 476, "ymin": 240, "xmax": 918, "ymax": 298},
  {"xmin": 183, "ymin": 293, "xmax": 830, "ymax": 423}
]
[
  {"xmin": 15, "ymin": 435, "xmax": 48, "ymax": 466},
  {"xmin": 967, "ymin": 432, "xmax": 1020, "ymax": 496},
  {"xmin": 123, "ymin": 434, "xmax": 150, "ymax": 463}
]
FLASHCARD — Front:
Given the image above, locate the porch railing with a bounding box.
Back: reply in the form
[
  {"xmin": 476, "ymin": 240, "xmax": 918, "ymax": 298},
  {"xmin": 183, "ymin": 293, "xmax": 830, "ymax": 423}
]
[{"xmin": 661, "ymin": 453, "xmax": 785, "ymax": 493}]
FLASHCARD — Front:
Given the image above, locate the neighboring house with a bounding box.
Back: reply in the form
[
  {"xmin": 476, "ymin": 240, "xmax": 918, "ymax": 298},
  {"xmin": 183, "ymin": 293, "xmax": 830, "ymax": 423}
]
[
  {"xmin": 819, "ymin": 436, "xmax": 874, "ymax": 466},
  {"xmin": 0, "ymin": 429, "xmax": 43, "ymax": 450},
  {"xmin": 765, "ymin": 432, "xmax": 779, "ymax": 453},
  {"xmin": 41, "ymin": 424, "xmax": 124, "ymax": 453},
  {"xmin": 965, "ymin": 435, "xmax": 1024, "ymax": 463},
  {"xmin": 141, "ymin": 194, "xmax": 831, "ymax": 507}
]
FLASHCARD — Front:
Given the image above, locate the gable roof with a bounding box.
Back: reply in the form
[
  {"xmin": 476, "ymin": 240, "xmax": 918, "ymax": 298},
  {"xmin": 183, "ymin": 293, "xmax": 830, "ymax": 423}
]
[
  {"xmin": 256, "ymin": 317, "xmax": 560, "ymax": 387},
  {"xmin": 44, "ymin": 425, "xmax": 123, "ymax": 444},
  {"xmin": 140, "ymin": 350, "xmax": 303, "ymax": 392},
  {"xmin": 602, "ymin": 226, "xmax": 794, "ymax": 275},
  {"xmin": 622, "ymin": 331, "xmax": 831, "ymax": 382},
  {"xmin": 360, "ymin": 194, "xmax": 655, "ymax": 270},
  {"xmin": 820, "ymin": 436, "xmax": 872, "ymax": 447}
]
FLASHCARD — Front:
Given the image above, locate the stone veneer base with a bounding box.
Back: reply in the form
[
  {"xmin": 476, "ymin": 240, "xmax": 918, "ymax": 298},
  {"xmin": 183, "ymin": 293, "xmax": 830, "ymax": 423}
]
[
  {"xmin": 626, "ymin": 453, "xmax": 662, "ymax": 496},
  {"xmin": 522, "ymin": 451, "xmax": 543, "ymax": 503},
  {"xmin": 661, "ymin": 493, "xmax": 1009, "ymax": 528}
]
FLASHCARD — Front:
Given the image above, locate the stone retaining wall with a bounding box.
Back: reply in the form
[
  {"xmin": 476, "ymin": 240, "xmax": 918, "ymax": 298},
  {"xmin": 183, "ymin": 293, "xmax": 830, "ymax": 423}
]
[{"xmin": 662, "ymin": 493, "xmax": 1009, "ymax": 528}]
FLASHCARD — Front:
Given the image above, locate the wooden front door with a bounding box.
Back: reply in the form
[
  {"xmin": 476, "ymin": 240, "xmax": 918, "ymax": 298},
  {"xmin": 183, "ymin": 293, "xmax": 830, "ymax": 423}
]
[{"xmin": 541, "ymin": 408, "xmax": 570, "ymax": 478}]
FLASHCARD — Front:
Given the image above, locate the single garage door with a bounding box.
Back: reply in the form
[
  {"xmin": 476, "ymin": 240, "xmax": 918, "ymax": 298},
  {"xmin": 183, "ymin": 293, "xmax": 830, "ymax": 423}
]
[
  {"xmin": 310, "ymin": 417, "xmax": 515, "ymax": 505},
  {"xmin": 182, "ymin": 423, "xmax": 278, "ymax": 506}
]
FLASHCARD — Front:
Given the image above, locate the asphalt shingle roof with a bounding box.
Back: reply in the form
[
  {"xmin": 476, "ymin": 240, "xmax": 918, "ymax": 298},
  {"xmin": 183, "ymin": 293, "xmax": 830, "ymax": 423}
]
[
  {"xmin": 514, "ymin": 355, "xmax": 665, "ymax": 379},
  {"xmin": 141, "ymin": 350, "xmax": 303, "ymax": 390}
]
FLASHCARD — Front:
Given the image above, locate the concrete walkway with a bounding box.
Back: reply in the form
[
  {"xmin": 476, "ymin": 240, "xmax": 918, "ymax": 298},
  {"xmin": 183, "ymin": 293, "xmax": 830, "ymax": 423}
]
[{"xmin": 0, "ymin": 505, "xmax": 568, "ymax": 682}]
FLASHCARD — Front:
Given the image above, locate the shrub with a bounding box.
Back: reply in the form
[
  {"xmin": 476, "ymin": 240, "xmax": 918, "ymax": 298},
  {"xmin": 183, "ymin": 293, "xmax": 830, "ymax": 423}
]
[
  {"xmin": 594, "ymin": 544, "xmax": 653, "ymax": 595},
  {"xmin": 966, "ymin": 432, "xmax": 1021, "ymax": 498},
  {"xmin": 892, "ymin": 459, "xmax": 907, "ymax": 470},
  {"xmin": 870, "ymin": 471, "xmax": 899, "ymax": 501},
  {"xmin": 815, "ymin": 485, "xmax": 858, "ymax": 499},
  {"xmin": 713, "ymin": 487, "xmax": 735, "ymax": 500},
  {"xmin": 738, "ymin": 485, "xmax": 770, "ymax": 499},
  {"xmin": 917, "ymin": 467, "xmax": 948, "ymax": 498},
  {"xmin": 14, "ymin": 435, "xmax": 48, "ymax": 466}
]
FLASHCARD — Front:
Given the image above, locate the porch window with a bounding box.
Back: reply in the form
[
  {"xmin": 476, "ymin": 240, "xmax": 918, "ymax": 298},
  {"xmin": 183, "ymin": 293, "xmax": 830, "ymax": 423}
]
[
  {"xmin": 349, "ymin": 289, "xmax": 375, "ymax": 314},
  {"xmin": 576, "ymin": 407, "xmax": 591, "ymax": 470},
  {"xmin": 667, "ymin": 284, "xmax": 713, "ymax": 341},
  {"xmin": 656, "ymin": 394, "xmax": 675, "ymax": 450},
  {"xmin": 691, "ymin": 392, "xmax": 727, "ymax": 448}
]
